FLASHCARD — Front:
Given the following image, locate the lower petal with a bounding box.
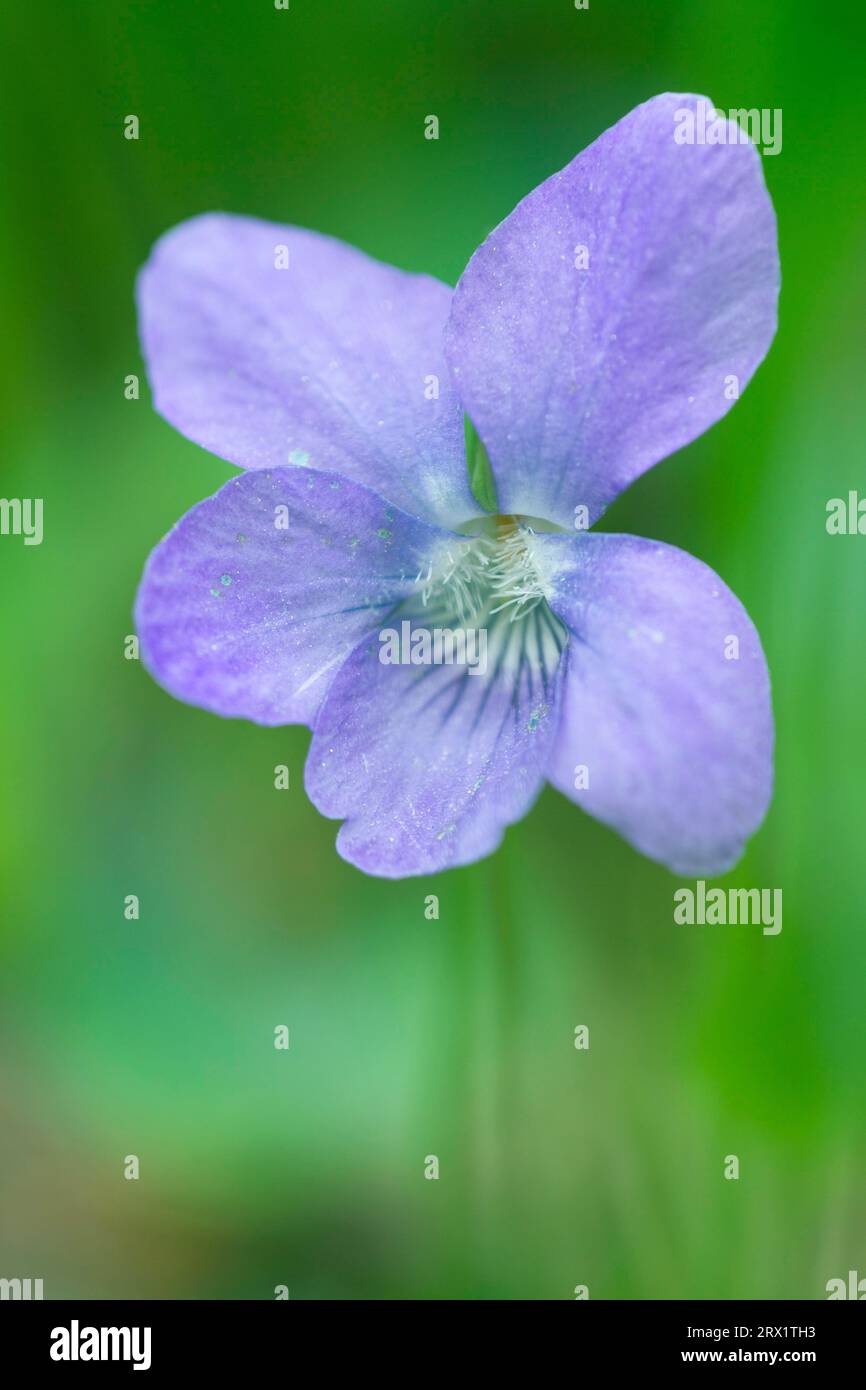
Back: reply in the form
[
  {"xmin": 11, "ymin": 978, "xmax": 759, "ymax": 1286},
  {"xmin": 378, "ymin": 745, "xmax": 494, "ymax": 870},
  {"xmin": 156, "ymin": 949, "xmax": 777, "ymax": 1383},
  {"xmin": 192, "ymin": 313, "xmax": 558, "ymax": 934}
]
[
  {"xmin": 305, "ymin": 605, "xmax": 567, "ymax": 877},
  {"xmin": 535, "ymin": 533, "xmax": 773, "ymax": 874}
]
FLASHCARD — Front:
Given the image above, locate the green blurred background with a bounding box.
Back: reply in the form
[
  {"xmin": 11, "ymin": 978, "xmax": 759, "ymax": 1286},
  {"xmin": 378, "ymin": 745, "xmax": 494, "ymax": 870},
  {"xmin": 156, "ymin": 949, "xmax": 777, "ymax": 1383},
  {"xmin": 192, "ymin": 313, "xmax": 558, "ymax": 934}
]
[{"xmin": 1, "ymin": 0, "xmax": 864, "ymax": 1300}]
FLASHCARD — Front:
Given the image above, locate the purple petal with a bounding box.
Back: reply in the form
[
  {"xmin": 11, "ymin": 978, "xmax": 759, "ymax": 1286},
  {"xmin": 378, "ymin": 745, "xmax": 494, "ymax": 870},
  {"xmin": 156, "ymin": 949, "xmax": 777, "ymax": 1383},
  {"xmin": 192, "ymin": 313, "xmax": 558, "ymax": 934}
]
[
  {"xmin": 305, "ymin": 609, "xmax": 566, "ymax": 877},
  {"xmin": 535, "ymin": 532, "xmax": 773, "ymax": 874},
  {"xmin": 135, "ymin": 467, "xmax": 451, "ymax": 727},
  {"xmin": 137, "ymin": 213, "xmax": 482, "ymax": 530},
  {"xmin": 445, "ymin": 93, "xmax": 780, "ymax": 528}
]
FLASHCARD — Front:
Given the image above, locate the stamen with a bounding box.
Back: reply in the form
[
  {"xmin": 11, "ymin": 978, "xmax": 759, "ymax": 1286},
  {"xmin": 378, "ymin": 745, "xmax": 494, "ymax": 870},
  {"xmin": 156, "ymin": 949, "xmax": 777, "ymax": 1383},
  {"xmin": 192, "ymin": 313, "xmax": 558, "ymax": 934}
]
[
  {"xmin": 419, "ymin": 519, "xmax": 548, "ymax": 627},
  {"xmin": 395, "ymin": 517, "xmax": 567, "ymax": 699}
]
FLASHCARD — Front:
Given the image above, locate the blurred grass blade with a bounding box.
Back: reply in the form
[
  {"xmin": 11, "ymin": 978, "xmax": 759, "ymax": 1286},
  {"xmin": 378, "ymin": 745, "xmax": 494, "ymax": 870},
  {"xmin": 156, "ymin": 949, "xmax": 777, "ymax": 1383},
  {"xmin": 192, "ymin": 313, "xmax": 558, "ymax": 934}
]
[{"xmin": 464, "ymin": 415, "xmax": 499, "ymax": 513}]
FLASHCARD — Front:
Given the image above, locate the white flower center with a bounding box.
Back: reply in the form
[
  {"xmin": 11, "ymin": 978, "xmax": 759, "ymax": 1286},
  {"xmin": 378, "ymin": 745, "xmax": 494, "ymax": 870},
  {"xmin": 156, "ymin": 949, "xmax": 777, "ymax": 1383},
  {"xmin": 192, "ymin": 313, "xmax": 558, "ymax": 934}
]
[
  {"xmin": 419, "ymin": 517, "xmax": 552, "ymax": 626},
  {"xmin": 402, "ymin": 516, "xmax": 568, "ymax": 681}
]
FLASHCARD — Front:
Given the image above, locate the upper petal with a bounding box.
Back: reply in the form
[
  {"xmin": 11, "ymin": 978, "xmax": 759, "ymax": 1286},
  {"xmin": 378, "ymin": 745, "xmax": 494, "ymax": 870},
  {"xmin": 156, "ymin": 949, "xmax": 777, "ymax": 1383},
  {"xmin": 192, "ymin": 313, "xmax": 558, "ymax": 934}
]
[
  {"xmin": 445, "ymin": 93, "xmax": 780, "ymax": 527},
  {"xmin": 536, "ymin": 532, "xmax": 774, "ymax": 875},
  {"xmin": 305, "ymin": 604, "xmax": 567, "ymax": 877},
  {"xmin": 135, "ymin": 467, "xmax": 452, "ymax": 727},
  {"xmin": 137, "ymin": 212, "xmax": 482, "ymax": 530}
]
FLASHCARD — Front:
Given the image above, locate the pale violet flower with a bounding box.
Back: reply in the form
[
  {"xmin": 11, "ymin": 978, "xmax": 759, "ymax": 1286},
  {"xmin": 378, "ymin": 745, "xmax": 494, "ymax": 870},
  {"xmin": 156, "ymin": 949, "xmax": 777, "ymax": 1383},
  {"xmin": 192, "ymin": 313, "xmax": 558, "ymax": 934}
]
[{"xmin": 135, "ymin": 93, "xmax": 779, "ymax": 878}]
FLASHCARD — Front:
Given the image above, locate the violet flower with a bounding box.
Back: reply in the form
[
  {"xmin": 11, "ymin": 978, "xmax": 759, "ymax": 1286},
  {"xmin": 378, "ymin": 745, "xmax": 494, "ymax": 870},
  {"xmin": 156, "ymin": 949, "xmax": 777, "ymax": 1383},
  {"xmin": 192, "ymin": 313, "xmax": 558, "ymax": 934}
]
[{"xmin": 135, "ymin": 93, "xmax": 779, "ymax": 879}]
